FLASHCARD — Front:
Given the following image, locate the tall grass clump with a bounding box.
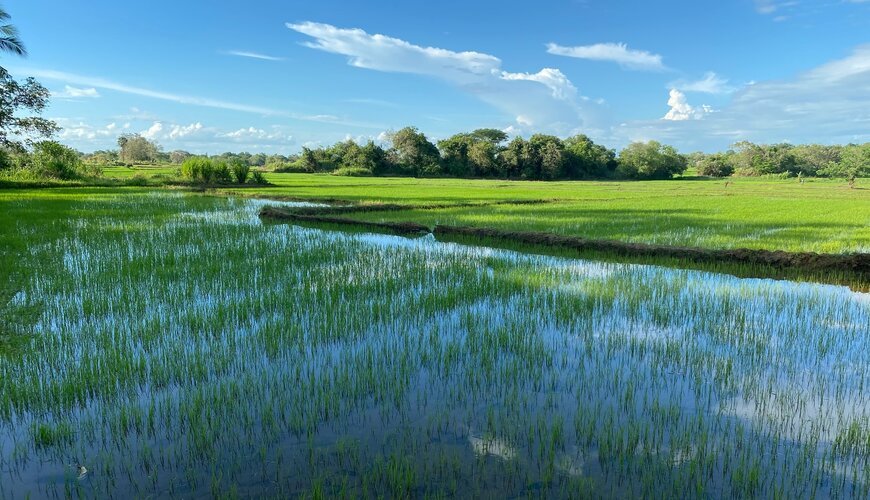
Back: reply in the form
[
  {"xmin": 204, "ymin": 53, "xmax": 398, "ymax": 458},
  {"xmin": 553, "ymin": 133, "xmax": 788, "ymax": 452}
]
[
  {"xmin": 230, "ymin": 160, "xmax": 251, "ymax": 184},
  {"xmin": 180, "ymin": 157, "xmax": 232, "ymax": 184}
]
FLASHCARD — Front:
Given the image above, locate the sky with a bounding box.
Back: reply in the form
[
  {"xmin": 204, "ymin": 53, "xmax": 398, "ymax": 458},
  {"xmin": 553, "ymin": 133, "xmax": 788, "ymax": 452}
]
[{"xmin": 3, "ymin": 0, "xmax": 870, "ymax": 154}]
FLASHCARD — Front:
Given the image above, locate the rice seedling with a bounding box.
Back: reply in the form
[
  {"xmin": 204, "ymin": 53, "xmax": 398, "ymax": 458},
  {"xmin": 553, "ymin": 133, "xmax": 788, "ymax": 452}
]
[{"xmin": 0, "ymin": 188, "xmax": 868, "ymax": 497}]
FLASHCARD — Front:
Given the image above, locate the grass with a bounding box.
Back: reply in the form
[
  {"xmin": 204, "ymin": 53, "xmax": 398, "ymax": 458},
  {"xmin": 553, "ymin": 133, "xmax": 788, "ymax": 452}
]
[
  {"xmin": 1, "ymin": 188, "xmax": 870, "ymax": 497},
  {"xmin": 224, "ymin": 173, "xmax": 868, "ymax": 254}
]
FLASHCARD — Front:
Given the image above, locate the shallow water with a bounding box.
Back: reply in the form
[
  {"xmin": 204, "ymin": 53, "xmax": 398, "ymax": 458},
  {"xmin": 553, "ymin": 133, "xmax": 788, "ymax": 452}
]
[{"xmin": 1, "ymin": 192, "xmax": 869, "ymax": 498}]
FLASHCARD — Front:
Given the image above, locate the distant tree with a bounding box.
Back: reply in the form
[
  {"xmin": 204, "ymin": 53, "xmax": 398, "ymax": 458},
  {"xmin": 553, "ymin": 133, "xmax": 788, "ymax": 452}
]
[
  {"xmin": 169, "ymin": 150, "xmax": 191, "ymax": 164},
  {"xmin": 300, "ymin": 147, "xmax": 318, "ymax": 172},
  {"xmin": 438, "ymin": 135, "xmax": 471, "ymax": 177},
  {"xmin": 468, "ymin": 140, "xmax": 498, "ymax": 177},
  {"xmin": 387, "ymin": 126, "xmax": 440, "ymax": 176},
  {"xmin": 498, "ymin": 137, "xmax": 527, "ymax": 178},
  {"xmin": 563, "ymin": 134, "xmax": 616, "ymax": 178},
  {"xmin": 469, "ymin": 128, "xmax": 508, "ymax": 146},
  {"xmin": 250, "ymin": 153, "xmax": 267, "ymax": 166},
  {"xmin": 540, "ymin": 141, "xmax": 565, "ymax": 180},
  {"xmin": 732, "ymin": 141, "xmax": 797, "ymax": 176},
  {"xmin": 820, "ymin": 143, "xmax": 870, "ymax": 182},
  {"xmin": 617, "ymin": 141, "xmax": 687, "ymax": 180},
  {"xmin": 117, "ymin": 134, "xmax": 160, "ymax": 163},
  {"xmin": 342, "ymin": 140, "xmax": 387, "ymax": 173},
  {"xmin": 696, "ymin": 153, "xmax": 734, "ymax": 177},
  {"xmin": 792, "ymin": 144, "xmax": 842, "ymax": 177}
]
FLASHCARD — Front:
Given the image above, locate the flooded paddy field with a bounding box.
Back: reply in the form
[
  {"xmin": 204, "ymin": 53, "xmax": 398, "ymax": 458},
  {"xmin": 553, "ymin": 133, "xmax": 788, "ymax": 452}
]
[{"xmin": 1, "ymin": 189, "xmax": 869, "ymax": 498}]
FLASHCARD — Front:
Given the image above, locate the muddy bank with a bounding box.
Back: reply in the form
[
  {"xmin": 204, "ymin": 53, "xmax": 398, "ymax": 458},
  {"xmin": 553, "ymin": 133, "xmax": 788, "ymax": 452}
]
[
  {"xmin": 259, "ymin": 206, "xmax": 429, "ymax": 235},
  {"xmin": 259, "ymin": 204, "xmax": 870, "ymax": 279},
  {"xmin": 434, "ymin": 225, "xmax": 870, "ymax": 276}
]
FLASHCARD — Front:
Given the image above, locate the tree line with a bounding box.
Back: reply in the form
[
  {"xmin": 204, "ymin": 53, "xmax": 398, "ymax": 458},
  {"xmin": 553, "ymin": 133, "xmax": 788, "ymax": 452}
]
[{"xmin": 1, "ymin": 6, "xmax": 868, "ymax": 184}]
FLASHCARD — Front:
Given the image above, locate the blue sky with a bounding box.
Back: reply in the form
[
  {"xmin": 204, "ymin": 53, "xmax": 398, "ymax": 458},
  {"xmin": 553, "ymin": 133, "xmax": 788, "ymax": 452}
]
[{"xmin": 4, "ymin": 0, "xmax": 870, "ymax": 153}]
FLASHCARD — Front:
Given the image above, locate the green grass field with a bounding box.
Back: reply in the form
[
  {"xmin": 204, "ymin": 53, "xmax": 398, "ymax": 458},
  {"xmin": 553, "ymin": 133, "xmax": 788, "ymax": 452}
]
[
  {"xmin": 96, "ymin": 167, "xmax": 870, "ymax": 254},
  {"xmin": 232, "ymin": 173, "xmax": 869, "ymax": 254}
]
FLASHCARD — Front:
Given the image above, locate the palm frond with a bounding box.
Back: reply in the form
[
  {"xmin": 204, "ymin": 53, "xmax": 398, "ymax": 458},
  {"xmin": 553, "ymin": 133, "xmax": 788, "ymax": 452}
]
[{"xmin": 0, "ymin": 36, "xmax": 25, "ymax": 56}]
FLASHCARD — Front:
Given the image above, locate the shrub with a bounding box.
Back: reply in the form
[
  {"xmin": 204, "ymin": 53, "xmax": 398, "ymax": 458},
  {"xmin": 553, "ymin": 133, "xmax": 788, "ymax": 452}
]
[
  {"xmin": 29, "ymin": 141, "xmax": 86, "ymax": 180},
  {"xmin": 230, "ymin": 160, "xmax": 250, "ymax": 184},
  {"xmin": 272, "ymin": 161, "xmax": 313, "ymax": 173},
  {"xmin": 331, "ymin": 166, "xmax": 373, "ymax": 177},
  {"xmin": 180, "ymin": 157, "xmax": 233, "ymax": 184},
  {"xmin": 249, "ymin": 170, "xmax": 268, "ymax": 185},
  {"xmin": 696, "ymin": 154, "xmax": 734, "ymax": 177},
  {"xmin": 617, "ymin": 141, "xmax": 688, "ymax": 180}
]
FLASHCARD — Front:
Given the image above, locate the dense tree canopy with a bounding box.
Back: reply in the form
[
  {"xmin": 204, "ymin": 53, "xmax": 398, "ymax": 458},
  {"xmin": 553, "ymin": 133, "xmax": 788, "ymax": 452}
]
[{"xmin": 617, "ymin": 141, "xmax": 687, "ymax": 180}]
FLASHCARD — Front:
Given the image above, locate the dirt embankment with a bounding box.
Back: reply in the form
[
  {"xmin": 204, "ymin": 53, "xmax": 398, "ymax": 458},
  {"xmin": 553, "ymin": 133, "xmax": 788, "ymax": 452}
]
[
  {"xmin": 259, "ymin": 204, "xmax": 870, "ymax": 276},
  {"xmin": 433, "ymin": 225, "xmax": 870, "ymax": 275},
  {"xmin": 259, "ymin": 206, "xmax": 429, "ymax": 235}
]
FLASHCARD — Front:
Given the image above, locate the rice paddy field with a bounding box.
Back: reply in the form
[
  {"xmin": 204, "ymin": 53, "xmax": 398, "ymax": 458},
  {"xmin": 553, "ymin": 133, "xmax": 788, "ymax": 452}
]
[
  {"xmin": 219, "ymin": 173, "xmax": 870, "ymax": 254},
  {"xmin": 2, "ymin": 187, "xmax": 870, "ymax": 497}
]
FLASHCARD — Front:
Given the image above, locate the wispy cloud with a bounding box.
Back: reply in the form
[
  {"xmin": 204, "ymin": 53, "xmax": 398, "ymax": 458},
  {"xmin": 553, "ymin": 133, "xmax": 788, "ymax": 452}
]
[
  {"xmin": 669, "ymin": 72, "xmax": 736, "ymax": 94},
  {"xmin": 9, "ymin": 67, "xmax": 382, "ymax": 129},
  {"xmin": 222, "ymin": 50, "xmax": 285, "ymax": 61},
  {"xmin": 287, "ymin": 21, "xmax": 604, "ymax": 134},
  {"xmin": 546, "ymin": 42, "xmax": 665, "ymax": 71},
  {"xmin": 615, "ymin": 45, "xmax": 870, "ymax": 149}
]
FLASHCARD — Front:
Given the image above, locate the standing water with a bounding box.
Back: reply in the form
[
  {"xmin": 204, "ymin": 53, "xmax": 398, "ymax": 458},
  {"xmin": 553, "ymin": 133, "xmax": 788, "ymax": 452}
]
[{"xmin": 1, "ymin": 191, "xmax": 868, "ymax": 498}]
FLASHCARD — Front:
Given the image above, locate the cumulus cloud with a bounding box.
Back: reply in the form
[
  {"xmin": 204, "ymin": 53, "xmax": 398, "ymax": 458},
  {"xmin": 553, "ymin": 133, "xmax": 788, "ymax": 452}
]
[
  {"xmin": 168, "ymin": 122, "xmax": 203, "ymax": 140},
  {"xmin": 141, "ymin": 122, "xmax": 164, "ymax": 140},
  {"xmin": 287, "ymin": 21, "xmax": 604, "ymax": 133},
  {"xmin": 53, "ymin": 85, "xmax": 100, "ymax": 98},
  {"xmin": 670, "ymin": 72, "xmax": 735, "ymax": 94},
  {"xmin": 546, "ymin": 42, "xmax": 665, "ymax": 71},
  {"xmin": 662, "ymin": 89, "xmax": 712, "ymax": 121},
  {"xmin": 615, "ymin": 45, "xmax": 870, "ymax": 150},
  {"xmin": 220, "ymin": 126, "xmax": 293, "ymax": 143}
]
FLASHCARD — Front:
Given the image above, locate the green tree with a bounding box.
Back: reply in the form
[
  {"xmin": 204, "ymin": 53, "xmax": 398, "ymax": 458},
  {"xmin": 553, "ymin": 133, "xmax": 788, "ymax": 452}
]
[
  {"xmin": 0, "ymin": 69, "xmax": 58, "ymax": 149},
  {"xmin": 117, "ymin": 134, "xmax": 160, "ymax": 163},
  {"xmin": 821, "ymin": 143, "xmax": 870, "ymax": 181},
  {"xmin": 617, "ymin": 141, "xmax": 687, "ymax": 180},
  {"xmin": 29, "ymin": 141, "xmax": 86, "ymax": 179},
  {"xmin": 387, "ymin": 126, "xmax": 441, "ymax": 176},
  {"xmin": 563, "ymin": 134, "xmax": 616, "ymax": 178},
  {"xmin": 695, "ymin": 153, "xmax": 734, "ymax": 177},
  {"xmin": 498, "ymin": 137, "xmax": 527, "ymax": 178},
  {"xmin": 300, "ymin": 147, "xmax": 318, "ymax": 172},
  {"xmin": 539, "ymin": 141, "xmax": 565, "ymax": 180}
]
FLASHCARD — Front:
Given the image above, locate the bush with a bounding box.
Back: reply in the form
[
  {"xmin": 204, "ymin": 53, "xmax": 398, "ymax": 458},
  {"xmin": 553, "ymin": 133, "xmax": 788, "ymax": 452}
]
[
  {"xmin": 230, "ymin": 160, "xmax": 250, "ymax": 184},
  {"xmin": 331, "ymin": 166, "xmax": 373, "ymax": 177},
  {"xmin": 180, "ymin": 157, "xmax": 233, "ymax": 184},
  {"xmin": 249, "ymin": 170, "xmax": 268, "ymax": 185},
  {"xmin": 617, "ymin": 141, "xmax": 688, "ymax": 180},
  {"xmin": 696, "ymin": 154, "xmax": 734, "ymax": 177},
  {"xmin": 29, "ymin": 141, "xmax": 86, "ymax": 180},
  {"xmin": 272, "ymin": 161, "xmax": 313, "ymax": 173}
]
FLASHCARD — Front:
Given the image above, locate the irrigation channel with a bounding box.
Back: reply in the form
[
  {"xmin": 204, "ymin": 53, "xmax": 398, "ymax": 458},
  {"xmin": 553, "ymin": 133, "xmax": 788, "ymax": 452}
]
[{"xmin": 1, "ymin": 191, "xmax": 869, "ymax": 498}]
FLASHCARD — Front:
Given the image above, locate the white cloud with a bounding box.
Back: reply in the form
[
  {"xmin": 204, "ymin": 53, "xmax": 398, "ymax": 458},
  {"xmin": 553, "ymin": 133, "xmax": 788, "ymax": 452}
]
[
  {"xmin": 169, "ymin": 122, "xmax": 203, "ymax": 140},
  {"xmin": 546, "ymin": 42, "xmax": 665, "ymax": 71},
  {"xmin": 287, "ymin": 21, "xmax": 604, "ymax": 134},
  {"xmin": 11, "ymin": 67, "xmax": 381, "ymax": 129},
  {"xmin": 499, "ymin": 68, "xmax": 577, "ymax": 100},
  {"xmin": 53, "ymin": 85, "xmax": 100, "ymax": 98},
  {"xmin": 670, "ymin": 72, "xmax": 735, "ymax": 94},
  {"xmin": 220, "ymin": 126, "xmax": 294, "ymax": 143},
  {"xmin": 141, "ymin": 122, "xmax": 164, "ymax": 140},
  {"xmin": 662, "ymin": 89, "xmax": 712, "ymax": 121},
  {"xmin": 615, "ymin": 45, "xmax": 870, "ymax": 150},
  {"xmin": 56, "ymin": 120, "xmax": 118, "ymax": 141},
  {"xmin": 223, "ymin": 50, "xmax": 284, "ymax": 61}
]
